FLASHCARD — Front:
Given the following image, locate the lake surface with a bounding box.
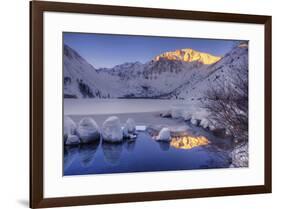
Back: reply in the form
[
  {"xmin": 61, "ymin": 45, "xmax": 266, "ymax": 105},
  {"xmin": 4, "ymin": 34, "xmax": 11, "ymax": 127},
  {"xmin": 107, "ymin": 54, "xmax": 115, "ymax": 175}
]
[
  {"xmin": 64, "ymin": 130, "xmax": 232, "ymax": 176},
  {"xmin": 64, "ymin": 98, "xmax": 196, "ymax": 115},
  {"xmin": 64, "ymin": 99, "xmax": 232, "ymax": 175}
]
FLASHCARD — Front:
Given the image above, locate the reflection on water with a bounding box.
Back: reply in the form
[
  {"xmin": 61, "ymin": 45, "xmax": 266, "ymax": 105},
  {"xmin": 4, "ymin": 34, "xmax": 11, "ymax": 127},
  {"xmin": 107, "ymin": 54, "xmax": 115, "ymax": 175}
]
[
  {"xmin": 124, "ymin": 140, "xmax": 136, "ymax": 152},
  {"xmin": 64, "ymin": 146, "xmax": 79, "ymax": 170},
  {"xmin": 170, "ymin": 135, "xmax": 210, "ymax": 150},
  {"xmin": 78, "ymin": 141, "xmax": 100, "ymax": 167},
  {"xmin": 102, "ymin": 142, "xmax": 123, "ymax": 165},
  {"xmin": 64, "ymin": 130, "xmax": 232, "ymax": 176},
  {"xmin": 157, "ymin": 141, "xmax": 170, "ymax": 151}
]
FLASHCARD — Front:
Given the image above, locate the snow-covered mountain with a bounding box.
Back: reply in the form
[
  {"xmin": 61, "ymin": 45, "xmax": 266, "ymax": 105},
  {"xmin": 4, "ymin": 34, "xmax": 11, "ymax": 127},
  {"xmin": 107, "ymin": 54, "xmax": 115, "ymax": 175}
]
[
  {"xmin": 172, "ymin": 42, "xmax": 248, "ymax": 100},
  {"xmin": 64, "ymin": 45, "xmax": 125, "ymax": 98},
  {"xmin": 63, "ymin": 43, "xmax": 248, "ymax": 99}
]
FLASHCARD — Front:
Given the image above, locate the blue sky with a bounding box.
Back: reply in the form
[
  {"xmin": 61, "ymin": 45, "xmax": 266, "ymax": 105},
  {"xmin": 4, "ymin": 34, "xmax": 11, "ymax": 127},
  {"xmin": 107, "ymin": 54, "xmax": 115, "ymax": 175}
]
[{"xmin": 64, "ymin": 32, "xmax": 239, "ymax": 68}]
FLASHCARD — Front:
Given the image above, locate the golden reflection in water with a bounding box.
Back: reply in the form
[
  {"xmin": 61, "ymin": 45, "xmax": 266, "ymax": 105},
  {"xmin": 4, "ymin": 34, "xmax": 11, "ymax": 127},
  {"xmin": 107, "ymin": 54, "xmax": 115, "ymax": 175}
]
[{"xmin": 170, "ymin": 135, "xmax": 210, "ymax": 150}]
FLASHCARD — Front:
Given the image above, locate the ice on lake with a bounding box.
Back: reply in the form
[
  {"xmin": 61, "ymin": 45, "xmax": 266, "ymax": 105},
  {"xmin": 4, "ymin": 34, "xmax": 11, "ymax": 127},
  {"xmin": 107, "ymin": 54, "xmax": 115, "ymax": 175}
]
[{"xmin": 64, "ymin": 98, "xmax": 193, "ymax": 115}]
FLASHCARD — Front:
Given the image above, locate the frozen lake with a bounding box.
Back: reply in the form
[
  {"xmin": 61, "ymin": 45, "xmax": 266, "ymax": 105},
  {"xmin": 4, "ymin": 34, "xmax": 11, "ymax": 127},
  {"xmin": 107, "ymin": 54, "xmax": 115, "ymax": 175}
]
[{"xmin": 64, "ymin": 98, "xmax": 193, "ymax": 115}]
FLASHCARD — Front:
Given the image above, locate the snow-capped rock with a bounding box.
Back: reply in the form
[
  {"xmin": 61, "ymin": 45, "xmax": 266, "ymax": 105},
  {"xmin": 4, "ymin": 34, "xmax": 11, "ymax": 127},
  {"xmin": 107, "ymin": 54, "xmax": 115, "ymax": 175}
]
[
  {"xmin": 230, "ymin": 144, "xmax": 248, "ymax": 167},
  {"xmin": 124, "ymin": 118, "xmax": 136, "ymax": 133},
  {"xmin": 76, "ymin": 117, "xmax": 100, "ymax": 143},
  {"xmin": 190, "ymin": 117, "xmax": 199, "ymax": 126},
  {"xmin": 64, "ymin": 116, "xmax": 76, "ymax": 143},
  {"xmin": 102, "ymin": 116, "xmax": 123, "ymax": 143},
  {"xmin": 183, "ymin": 111, "xmax": 192, "ymax": 121},
  {"xmin": 160, "ymin": 110, "xmax": 171, "ymax": 118},
  {"xmin": 156, "ymin": 128, "xmax": 171, "ymax": 141},
  {"xmin": 199, "ymin": 118, "xmax": 209, "ymax": 129},
  {"xmin": 154, "ymin": 48, "xmax": 221, "ymax": 65},
  {"xmin": 171, "ymin": 106, "xmax": 184, "ymax": 119},
  {"xmin": 65, "ymin": 134, "xmax": 80, "ymax": 145},
  {"xmin": 122, "ymin": 126, "xmax": 129, "ymax": 138},
  {"xmin": 122, "ymin": 125, "xmax": 137, "ymax": 139}
]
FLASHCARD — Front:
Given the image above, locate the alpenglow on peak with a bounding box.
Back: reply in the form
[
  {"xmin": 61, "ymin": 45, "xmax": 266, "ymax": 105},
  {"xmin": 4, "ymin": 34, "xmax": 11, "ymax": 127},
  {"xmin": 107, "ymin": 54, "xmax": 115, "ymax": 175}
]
[{"xmin": 153, "ymin": 48, "xmax": 221, "ymax": 65}]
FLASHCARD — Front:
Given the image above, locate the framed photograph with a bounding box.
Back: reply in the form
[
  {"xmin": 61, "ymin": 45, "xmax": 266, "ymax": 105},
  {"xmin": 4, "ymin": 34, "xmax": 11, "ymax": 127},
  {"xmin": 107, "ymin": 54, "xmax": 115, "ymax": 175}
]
[{"xmin": 30, "ymin": 1, "xmax": 272, "ymax": 208}]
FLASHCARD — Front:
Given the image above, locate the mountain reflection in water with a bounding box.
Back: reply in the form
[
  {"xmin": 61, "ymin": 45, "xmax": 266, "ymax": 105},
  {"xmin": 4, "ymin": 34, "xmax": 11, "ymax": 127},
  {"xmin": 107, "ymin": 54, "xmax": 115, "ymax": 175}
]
[{"xmin": 170, "ymin": 135, "xmax": 210, "ymax": 150}]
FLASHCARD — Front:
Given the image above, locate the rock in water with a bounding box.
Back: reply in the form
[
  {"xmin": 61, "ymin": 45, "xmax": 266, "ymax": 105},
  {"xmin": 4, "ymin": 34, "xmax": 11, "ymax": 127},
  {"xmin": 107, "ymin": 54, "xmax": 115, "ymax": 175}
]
[
  {"xmin": 182, "ymin": 112, "xmax": 192, "ymax": 121},
  {"xmin": 171, "ymin": 106, "xmax": 183, "ymax": 119},
  {"xmin": 190, "ymin": 117, "xmax": 198, "ymax": 126},
  {"xmin": 199, "ymin": 118, "xmax": 209, "ymax": 129},
  {"xmin": 64, "ymin": 116, "xmax": 77, "ymax": 143},
  {"xmin": 65, "ymin": 134, "xmax": 80, "ymax": 145},
  {"xmin": 77, "ymin": 117, "xmax": 100, "ymax": 143},
  {"xmin": 102, "ymin": 116, "xmax": 123, "ymax": 142},
  {"xmin": 124, "ymin": 118, "xmax": 136, "ymax": 133},
  {"xmin": 122, "ymin": 125, "xmax": 129, "ymax": 138},
  {"xmin": 156, "ymin": 127, "xmax": 171, "ymax": 141},
  {"xmin": 160, "ymin": 110, "xmax": 171, "ymax": 118}
]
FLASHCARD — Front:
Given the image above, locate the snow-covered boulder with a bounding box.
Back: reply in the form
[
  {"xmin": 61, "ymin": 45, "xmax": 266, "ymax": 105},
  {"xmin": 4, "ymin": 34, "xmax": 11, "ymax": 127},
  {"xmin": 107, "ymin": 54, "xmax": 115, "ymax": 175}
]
[
  {"xmin": 183, "ymin": 111, "xmax": 192, "ymax": 121},
  {"xmin": 230, "ymin": 144, "xmax": 248, "ymax": 167},
  {"xmin": 102, "ymin": 116, "xmax": 123, "ymax": 143},
  {"xmin": 190, "ymin": 117, "xmax": 199, "ymax": 126},
  {"xmin": 171, "ymin": 107, "xmax": 184, "ymax": 119},
  {"xmin": 208, "ymin": 124, "xmax": 216, "ymax": 131},
  {"xmin": 124, "ymin": 118, "xmax": 136, "ymax": 133},
  {"xmin": 122, "ymin": 125, "xmax": 136, "ymax": 139},
  {"xmin": 65, "ymin": 134, "xmax": 80, "ymax": 145},
  {"xmin": 76, "ymin": 117, "xmax": 100, "ymax": 143},
  {"xmin": 64, "ymin": 116, "xmax": 76, "ymax": 142},
  {"xmin": 160, "ymin": 110, "xmax": 171, "ymax": 118},
  {"xmin": 122, "ymin": 126, "xmax": 129, "ymax": 138},
  {"xmin": 199, "ymin": 118, "xmax": 209, "ymax": 129},
  {"xmin": 156, "ymin": 127, "xmax": 171, "ymax": 141}
]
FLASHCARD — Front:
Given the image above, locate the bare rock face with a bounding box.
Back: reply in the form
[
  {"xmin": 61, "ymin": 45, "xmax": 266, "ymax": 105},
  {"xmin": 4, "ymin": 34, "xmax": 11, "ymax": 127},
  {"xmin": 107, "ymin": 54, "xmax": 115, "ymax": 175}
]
[
  {"xmin": 77, "ymin": 117, "xmax": 100, "ymax": 143},
  {"xmin": 102, "ymin": 116, "xmax": 123, "ymax": 143},
  {"xmin": 153, "ymin": 48, "xmax": 221, "ymax": 65}
]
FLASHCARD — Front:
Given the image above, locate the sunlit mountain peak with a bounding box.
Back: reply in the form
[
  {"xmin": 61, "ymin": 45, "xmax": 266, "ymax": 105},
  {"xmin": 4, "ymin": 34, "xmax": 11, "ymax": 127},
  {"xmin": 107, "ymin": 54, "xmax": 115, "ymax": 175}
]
[{"xmin": 153, "ymin": 48, "xmax": 221, "ymax": 65}]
